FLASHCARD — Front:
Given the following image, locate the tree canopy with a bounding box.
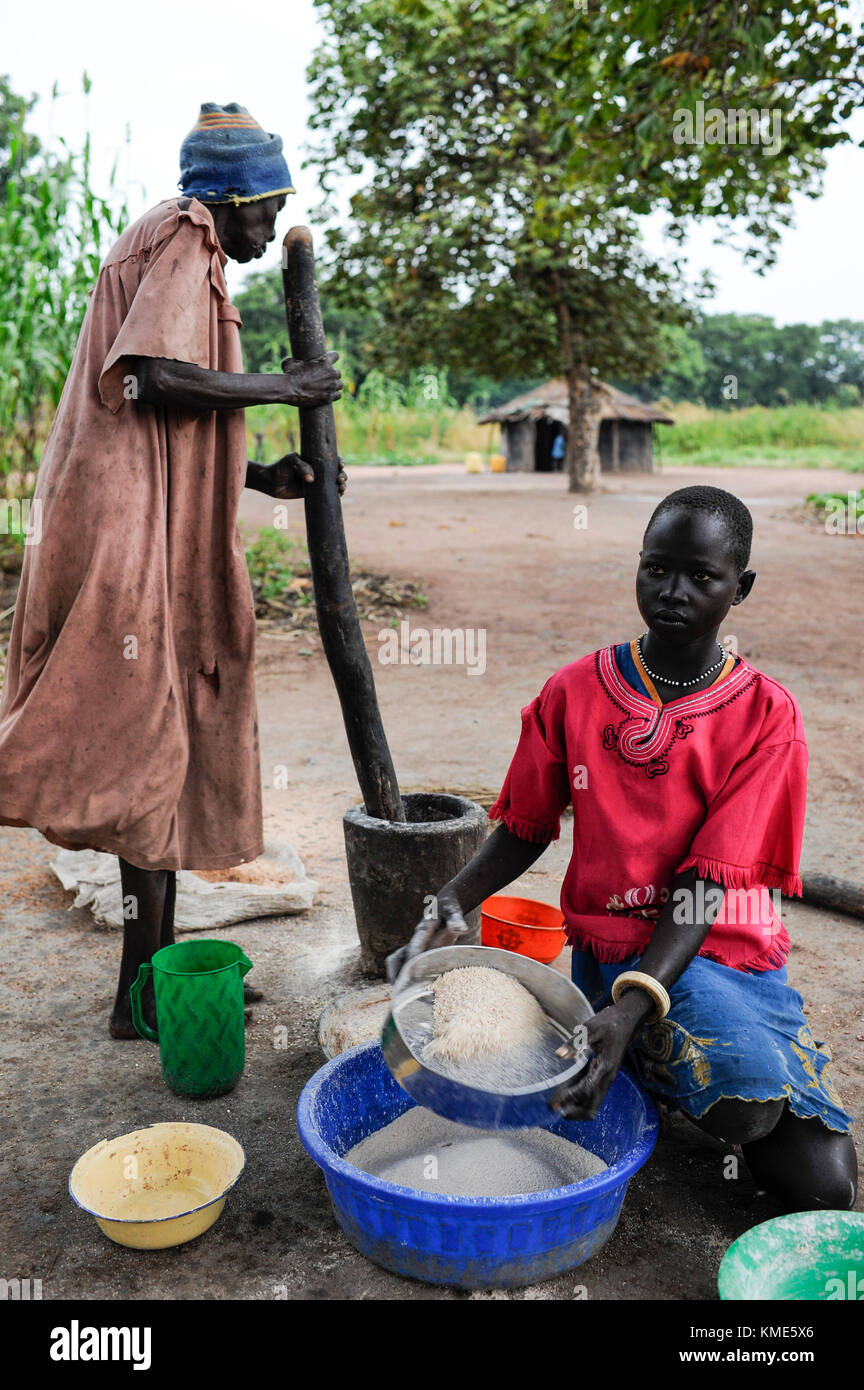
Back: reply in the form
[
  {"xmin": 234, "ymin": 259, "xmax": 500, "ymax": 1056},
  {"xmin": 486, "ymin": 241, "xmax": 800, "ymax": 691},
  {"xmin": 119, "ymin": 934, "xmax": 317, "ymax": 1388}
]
[
  {"xmin": 234, "ymin": 268, "xmax": 864, "ymax": 411},
  {"xmin": 625, "ymin": 316, "xmax": 864, "ymax": 407},
  {"xmin": 306, "ymin": 0, "xmax": 863, "ymax": 487}
]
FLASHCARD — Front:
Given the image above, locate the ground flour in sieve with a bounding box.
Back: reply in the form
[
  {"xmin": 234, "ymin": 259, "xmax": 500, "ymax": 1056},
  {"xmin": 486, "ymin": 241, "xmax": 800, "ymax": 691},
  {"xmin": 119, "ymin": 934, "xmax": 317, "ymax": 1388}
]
[
  {"xmin": 425, "ymin": 965, "xmax": 548, "ymax": 1062},
  {"xmin": 345, "ymin": 1106, "xmax": 607, "ymax": 1196},
  {"xmin": 417, "ymin": 964, "xmax": 565, "ymax": 1090}
]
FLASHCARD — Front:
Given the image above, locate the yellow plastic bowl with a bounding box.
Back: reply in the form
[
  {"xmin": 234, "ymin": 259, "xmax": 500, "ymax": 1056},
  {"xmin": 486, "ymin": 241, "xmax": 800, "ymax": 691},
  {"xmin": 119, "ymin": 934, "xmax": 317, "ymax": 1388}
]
[{"xmin": 68, "ymin": 1122, "xmax": 245, "ymax": 1249}]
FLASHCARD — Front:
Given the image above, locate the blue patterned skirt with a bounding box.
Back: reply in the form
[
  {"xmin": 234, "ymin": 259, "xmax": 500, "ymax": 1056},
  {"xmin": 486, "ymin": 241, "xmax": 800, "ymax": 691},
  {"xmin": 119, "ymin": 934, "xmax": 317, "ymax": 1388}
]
[{"xmin": 571, "ymin": 950, "xmax": 853, "ymax": 1134}]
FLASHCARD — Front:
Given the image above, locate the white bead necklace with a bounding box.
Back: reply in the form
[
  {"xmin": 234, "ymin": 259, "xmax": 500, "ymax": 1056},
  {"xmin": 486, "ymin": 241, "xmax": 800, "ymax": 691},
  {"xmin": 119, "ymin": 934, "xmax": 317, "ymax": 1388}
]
[{"xmin": 638, "ymin": 635, "xmax": 725, "ymax": 688}]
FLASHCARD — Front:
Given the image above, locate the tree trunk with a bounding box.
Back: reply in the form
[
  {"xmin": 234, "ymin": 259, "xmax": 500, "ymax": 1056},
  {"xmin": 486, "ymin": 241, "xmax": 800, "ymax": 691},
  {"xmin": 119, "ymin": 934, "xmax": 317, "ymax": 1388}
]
[
  {"xmin": 555, "ymin": 290, "xmax": 601, "ymax": 493},
  {"xmin": 801, "ymin": 872, "xmax": 864, "ymax": 921},
  {"xmin": 565, "ymin": 362, "xmax": 601, "ymax": 494}
]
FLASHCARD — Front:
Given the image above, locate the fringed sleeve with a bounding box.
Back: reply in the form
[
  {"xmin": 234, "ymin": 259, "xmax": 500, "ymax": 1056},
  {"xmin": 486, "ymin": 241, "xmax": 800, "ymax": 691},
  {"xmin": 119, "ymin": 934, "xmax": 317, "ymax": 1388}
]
[{"xmin": 488, "ymin": 679, "xmax": 571, "ymax": 844}]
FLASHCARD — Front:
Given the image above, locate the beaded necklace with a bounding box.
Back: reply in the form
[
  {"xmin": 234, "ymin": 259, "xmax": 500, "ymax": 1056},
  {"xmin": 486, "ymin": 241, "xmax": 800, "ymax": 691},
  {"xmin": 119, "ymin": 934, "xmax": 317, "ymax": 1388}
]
[{"xmin": 637, "ymin": 634, "xmax": 726, "ymax": 689}]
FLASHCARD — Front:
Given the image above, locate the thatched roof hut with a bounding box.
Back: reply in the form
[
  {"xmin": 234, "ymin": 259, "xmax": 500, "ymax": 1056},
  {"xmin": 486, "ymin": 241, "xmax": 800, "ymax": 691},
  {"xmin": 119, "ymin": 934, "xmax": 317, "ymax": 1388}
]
[{"xmin": 478, "ymin": 378, "xmax": 674, "ymax": 474}]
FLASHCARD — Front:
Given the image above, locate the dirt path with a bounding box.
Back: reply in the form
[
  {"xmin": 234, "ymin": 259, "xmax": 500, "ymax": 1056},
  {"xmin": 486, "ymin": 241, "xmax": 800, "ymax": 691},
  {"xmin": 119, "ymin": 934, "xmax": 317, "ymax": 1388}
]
[{"xmin": 247, "ymin": 463, "xmax": 863, "ymax": 883}]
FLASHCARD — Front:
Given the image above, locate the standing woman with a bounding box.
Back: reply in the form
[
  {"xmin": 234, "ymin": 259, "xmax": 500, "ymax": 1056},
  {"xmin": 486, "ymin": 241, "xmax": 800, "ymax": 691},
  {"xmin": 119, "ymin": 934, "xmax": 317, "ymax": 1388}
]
[{"xmin": 0, "ymin": 104, "xmax": 343, "ymax": 1035}]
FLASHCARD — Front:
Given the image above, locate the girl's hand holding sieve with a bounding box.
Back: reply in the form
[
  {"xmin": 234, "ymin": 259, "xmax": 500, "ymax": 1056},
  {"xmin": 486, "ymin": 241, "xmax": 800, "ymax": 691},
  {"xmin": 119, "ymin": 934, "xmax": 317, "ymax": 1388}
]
[
  {"xmin": 550, "ymin": 996, "xmax": 648, "ymax": 1121},
  {"xmin": 385, "ymin": 895, "xmax": 469, "ymax": 984}
]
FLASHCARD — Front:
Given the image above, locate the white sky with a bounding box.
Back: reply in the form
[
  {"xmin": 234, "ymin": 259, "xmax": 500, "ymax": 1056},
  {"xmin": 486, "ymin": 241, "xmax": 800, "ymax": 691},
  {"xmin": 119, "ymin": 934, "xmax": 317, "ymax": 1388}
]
[{"xmin": 6, "ymin": 0, "xmax": 863, "ymax": 323}]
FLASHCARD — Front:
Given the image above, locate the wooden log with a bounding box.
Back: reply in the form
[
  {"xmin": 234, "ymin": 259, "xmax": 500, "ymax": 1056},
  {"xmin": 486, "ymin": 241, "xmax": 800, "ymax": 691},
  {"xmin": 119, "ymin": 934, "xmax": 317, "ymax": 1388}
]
[
  {"xmin": 800, "ymin": 872, "xmax": 864, "ymax": 921},
  {"xmin": 281, "ymin": 226, "xmax": 404, "ymax": 822}
]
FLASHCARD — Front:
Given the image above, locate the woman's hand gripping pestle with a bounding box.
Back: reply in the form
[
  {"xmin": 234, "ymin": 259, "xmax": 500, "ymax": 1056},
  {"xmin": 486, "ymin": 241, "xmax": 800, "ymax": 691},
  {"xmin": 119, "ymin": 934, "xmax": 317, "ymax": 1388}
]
[{"xmin": 385, "ymin": 893, "xmax": 469, "ymax": 985}]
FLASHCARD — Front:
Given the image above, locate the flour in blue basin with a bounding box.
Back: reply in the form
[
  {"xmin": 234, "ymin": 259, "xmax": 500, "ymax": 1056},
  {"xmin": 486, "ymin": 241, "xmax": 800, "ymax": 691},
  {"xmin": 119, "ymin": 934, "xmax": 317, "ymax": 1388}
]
[{"xmin": 345, "ymin": 1106, "xmax": 606, "ymax": 1197}]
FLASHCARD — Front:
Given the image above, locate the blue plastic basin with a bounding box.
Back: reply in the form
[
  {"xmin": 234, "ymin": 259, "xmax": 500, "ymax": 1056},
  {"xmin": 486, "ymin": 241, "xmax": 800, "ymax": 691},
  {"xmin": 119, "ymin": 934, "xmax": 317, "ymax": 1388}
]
[{"xmin": 297, "ymin": 1041, "xmax": 658, "ymax": 1289}]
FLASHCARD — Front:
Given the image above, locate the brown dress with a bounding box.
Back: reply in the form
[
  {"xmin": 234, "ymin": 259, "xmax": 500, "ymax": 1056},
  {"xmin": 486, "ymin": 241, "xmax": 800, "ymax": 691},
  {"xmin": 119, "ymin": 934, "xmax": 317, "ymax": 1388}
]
[{"xmin": 0, "ymin": 198, "xmax": 264, "ymax": 870}]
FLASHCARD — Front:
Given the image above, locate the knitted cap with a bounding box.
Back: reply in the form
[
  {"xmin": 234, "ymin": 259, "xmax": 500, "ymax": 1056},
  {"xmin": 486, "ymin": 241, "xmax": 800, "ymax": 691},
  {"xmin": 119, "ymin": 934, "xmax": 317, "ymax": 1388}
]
[{"xmin": 179, "ymin": 103, "xmax": 295, "ymax": 205}]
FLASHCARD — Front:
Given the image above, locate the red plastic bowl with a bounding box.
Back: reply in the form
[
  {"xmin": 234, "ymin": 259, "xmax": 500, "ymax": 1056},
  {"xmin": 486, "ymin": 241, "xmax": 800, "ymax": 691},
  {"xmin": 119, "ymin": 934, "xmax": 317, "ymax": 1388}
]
[{"xmin": 480, "ymin": 895, "xmax": 566, "ymax": 964}]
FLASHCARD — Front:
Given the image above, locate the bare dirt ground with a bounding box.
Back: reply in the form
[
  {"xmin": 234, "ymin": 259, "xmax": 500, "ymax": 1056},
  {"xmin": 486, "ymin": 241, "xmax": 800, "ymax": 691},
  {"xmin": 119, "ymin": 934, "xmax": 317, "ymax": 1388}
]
[{"xmin": 1, "ymin": 462, "xmax": 861, "ymax": 1302}]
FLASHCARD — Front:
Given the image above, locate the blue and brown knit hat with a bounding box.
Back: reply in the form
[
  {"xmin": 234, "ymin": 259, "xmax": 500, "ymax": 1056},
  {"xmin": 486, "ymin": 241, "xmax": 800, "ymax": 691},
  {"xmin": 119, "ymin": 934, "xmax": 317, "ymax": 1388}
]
[{"xmin": 179, "ymin": 103, "xmax": 296, "ymax": 205}]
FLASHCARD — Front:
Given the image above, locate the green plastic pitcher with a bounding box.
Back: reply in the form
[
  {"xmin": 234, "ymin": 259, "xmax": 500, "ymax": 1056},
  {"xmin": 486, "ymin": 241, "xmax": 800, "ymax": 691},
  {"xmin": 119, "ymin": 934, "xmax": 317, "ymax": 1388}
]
[{"xmin": 130, "ymin": 940, "xmax": 253, "ymax": 1098}]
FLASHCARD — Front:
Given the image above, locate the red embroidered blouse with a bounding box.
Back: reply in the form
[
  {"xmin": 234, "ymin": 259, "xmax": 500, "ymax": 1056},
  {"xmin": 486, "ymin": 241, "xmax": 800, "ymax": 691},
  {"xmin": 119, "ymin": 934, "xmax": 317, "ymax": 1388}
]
[{"xmin": 488, "ymin": 643, "xmax": 808, "ymax": 972}]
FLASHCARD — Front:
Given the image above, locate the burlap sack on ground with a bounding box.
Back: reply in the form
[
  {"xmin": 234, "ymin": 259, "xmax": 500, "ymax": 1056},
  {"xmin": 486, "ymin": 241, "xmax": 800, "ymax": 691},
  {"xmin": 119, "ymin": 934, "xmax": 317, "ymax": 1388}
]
[{"xmin": 50, "ymin": 840, "xmax": 317, "ymax": 931}]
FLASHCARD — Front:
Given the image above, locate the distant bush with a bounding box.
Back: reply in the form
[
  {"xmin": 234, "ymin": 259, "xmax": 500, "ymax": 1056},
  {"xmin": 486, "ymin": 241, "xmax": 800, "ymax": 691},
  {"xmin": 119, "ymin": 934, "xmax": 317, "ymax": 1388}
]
[
  {"xmin": 660, "ymin": 404, "xmax": 864, "ymax": 470},
  {"xmin": 243, "ymin": 527, "xmax": 306, "ymax": 601},
  {"xmin": 806, "ymin": 489, "xmax": 864, "ymax": 525}
]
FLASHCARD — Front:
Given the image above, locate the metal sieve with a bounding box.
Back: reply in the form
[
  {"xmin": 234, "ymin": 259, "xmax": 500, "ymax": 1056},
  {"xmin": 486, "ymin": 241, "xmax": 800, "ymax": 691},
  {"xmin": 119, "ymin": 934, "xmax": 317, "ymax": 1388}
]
[{"xmin": 381, "ymin": 945, "xmax": 593, "ymax": 1129}]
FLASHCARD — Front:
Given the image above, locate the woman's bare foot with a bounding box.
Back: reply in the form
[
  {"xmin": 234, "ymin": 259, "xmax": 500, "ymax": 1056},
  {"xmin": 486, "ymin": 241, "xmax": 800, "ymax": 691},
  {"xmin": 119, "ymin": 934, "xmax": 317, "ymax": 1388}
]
[
  {"xmin": 109, "ymin": 858, "xmax": 173, "ymax": 1040},
  {"xmin": 110, "ymin": 974, "xmax": 261, "ymax": 1036},
  {"xmin": 243, "ymin": 980, "xmax": 263, "ymax": 1026},
  {"xmin": 109, "ymin": 975, "xmax": 158, "ymax": 1040},
  {"xmin": 108, "ymin": 1011, "xmax": 142, "ymax": 1040}
]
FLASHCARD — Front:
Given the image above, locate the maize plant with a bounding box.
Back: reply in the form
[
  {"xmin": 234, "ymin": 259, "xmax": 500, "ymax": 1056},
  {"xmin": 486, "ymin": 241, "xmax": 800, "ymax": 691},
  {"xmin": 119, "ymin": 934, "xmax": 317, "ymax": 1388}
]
[{"xmin": 0, "ymin": 80, "xmax": 127, "ymax": 490}]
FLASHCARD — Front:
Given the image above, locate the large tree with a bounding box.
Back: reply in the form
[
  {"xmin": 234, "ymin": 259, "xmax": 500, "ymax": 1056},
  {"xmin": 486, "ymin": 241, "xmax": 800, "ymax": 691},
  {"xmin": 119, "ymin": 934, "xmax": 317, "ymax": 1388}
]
[{"xmin": 306, "ymin": 0, "xmax": 863, "ymax": 489}]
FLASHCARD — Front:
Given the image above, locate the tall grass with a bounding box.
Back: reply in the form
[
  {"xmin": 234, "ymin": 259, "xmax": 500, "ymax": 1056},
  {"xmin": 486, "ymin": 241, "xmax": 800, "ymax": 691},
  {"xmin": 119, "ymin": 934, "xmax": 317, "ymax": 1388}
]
[
  {"xmin": 659, "ymin": 402, "xmax": 864, "ymax": 469},
  {"xmin": 247, "ymin": 368, "xmax": 492, "ymax": 466},
  {"xmin": 249, "ymin": 391, "xmax": 864, "ymax": 471},
  {"xmin": 0, "ymin": 81, "xmax": 128, "ymax": 485}
]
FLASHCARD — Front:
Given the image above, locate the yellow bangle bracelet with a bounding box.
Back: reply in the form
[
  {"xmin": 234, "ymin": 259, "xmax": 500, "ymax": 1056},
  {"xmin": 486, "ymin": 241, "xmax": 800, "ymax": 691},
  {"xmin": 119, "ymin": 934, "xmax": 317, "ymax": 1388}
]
[{"xmin": 610, "ymin": 970, "xmax": 671, "ymax": 1023}]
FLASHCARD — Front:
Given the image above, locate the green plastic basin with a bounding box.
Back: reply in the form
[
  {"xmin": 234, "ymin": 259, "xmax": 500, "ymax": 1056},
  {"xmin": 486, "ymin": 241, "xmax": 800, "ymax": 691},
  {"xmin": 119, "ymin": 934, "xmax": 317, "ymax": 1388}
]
[{"xmin": 718, "ymin": 1211, "xmax": 864, "ymax": 1301}]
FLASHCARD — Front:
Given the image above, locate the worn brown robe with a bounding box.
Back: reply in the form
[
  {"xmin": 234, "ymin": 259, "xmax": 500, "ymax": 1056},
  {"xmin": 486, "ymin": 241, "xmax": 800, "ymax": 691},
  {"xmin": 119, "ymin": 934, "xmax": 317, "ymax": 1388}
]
[{"xmin": 0, "ymin": 198, "xmax": 263, "ymax": 870}]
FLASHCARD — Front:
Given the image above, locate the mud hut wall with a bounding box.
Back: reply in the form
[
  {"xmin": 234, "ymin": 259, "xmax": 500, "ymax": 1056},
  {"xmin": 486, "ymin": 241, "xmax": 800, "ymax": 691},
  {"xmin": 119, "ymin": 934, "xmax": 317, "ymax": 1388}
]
[
  {"xmin": 501, "ymin": 412, "xmax": 657, "ymax": 473},
  {"xmin": 598, "ymin": 420, "xmax": 616, "ymax": 471},
  {"xmin": 613, "ymin": 420, "xmax": 655, "ymax": 472},
  {"xmin": 503, "ymin": 418, "xmax": 536, "ymax": 472}
]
